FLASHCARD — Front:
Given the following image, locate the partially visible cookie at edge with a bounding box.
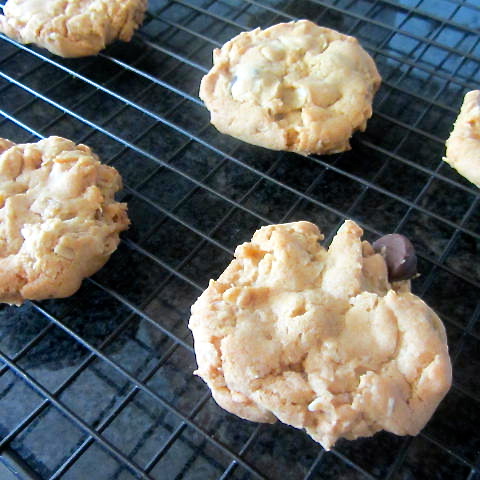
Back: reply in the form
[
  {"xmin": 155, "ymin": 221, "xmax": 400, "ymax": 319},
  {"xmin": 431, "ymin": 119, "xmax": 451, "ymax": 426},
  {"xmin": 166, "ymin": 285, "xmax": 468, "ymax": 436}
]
[
  {"xmin": 188, "ymin": 220, "xmax": 452, "ymax": 450},
  {"xmin": 0, "ymin": 0, "xmax": 147, "ymax": 57},
  {"xmin": 199, "ymin": 20, "xmax": 382, "ymax": 155},
  {"xmin": 0, "ymin": 136, "xmax": 130, "ymax": 305},
  {"xmin": 444, "ymin": 90, "xmax": 480, "ymax": 188}
]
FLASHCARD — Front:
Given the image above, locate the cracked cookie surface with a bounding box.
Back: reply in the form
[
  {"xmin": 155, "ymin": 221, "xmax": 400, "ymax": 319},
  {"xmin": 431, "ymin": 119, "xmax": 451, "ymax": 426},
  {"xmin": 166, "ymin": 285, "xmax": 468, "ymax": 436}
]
[
  {"xmin": 0, "ymin": 136, "xmax": 129, "ymax": 305},
  {"xmin": 188, "ymin": 220, "xmax": 452, "ymax": 449},
  {"xmin": 444, "ymin": 90, "xmax": 480, "ymax": 188},
  {"xmin": 0, "ymin": 0, "xmax": 147, "ymax": 57},
  {"xmin": 199, "ymin": 20, "xmax": 381, "ymax": 155}
]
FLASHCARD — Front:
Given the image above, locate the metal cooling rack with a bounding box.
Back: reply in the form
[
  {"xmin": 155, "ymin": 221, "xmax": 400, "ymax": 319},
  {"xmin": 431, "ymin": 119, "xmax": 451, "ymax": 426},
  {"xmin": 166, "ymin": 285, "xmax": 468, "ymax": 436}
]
[{"xmin": 0, "ymin": 0, "xmax": 479, "ymax": 479}]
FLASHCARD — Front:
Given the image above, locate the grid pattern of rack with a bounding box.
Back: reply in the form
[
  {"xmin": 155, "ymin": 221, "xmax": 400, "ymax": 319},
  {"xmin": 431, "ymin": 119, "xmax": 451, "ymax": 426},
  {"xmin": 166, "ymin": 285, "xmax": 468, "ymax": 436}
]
[{"xmin": 0, "ymin": 0, "xmax": 479, "ymax": 479}]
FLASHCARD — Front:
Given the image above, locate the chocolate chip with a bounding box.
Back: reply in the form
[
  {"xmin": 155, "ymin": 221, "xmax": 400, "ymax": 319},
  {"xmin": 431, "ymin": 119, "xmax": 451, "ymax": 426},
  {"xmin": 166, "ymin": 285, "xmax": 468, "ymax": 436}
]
[{"xmin": 373, "ymin": 234, "xmax": 417, "ymax": 282}]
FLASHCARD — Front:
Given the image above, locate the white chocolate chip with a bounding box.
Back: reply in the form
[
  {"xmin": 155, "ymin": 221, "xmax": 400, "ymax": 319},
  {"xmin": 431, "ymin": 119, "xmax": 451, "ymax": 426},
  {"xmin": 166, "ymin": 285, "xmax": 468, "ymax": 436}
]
[
  {"xmin": 260, "ymin": 44, "xmax": 285, "ymax": 62},
  {"xmin": 281, "ymin": 86, "xmax": 308, "ymax": 109},
  {"xmin": 54, "ymin": 244, "xmax": 75, "ymax": 260},
  {"xmin": 298, "ymin": 80, "xmax": 341, "ymax": 108},
  {"xmin": 231, "ymin": 66, "xmax": 281, "ymax": 105},
  {"xmin": 308, "ymin": 397, "xmax": 324, "ymax": 412},
  {"xmin": 387, "ymin": 397, "xmax": 395, "ymax": 416}
]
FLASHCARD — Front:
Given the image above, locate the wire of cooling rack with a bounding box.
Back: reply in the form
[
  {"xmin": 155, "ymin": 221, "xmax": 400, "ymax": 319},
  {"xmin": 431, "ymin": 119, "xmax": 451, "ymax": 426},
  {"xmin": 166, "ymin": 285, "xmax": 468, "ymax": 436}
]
[{"xmin": 0, "ymin": 1, "xmax": 479, "ymax": 479}]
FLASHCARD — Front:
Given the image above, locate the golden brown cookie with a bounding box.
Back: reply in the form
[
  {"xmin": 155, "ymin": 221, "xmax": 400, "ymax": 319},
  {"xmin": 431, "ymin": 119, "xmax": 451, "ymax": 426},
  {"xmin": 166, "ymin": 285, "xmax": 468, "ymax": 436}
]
[
  {"xmin": 0, "ymin": 0, "xmax": 147, "ymax": 57},
  {"xmin": 188, "ymin": 220, "xmax": 452, "ymax": 449},
  {"xmin": 0, "ymin": 136, "xmax": 130, "ymax": 305},
  {"xmin": 444, "ymin": 90, "xmax": 480, "ymax": 188},
  {"xmin": 199, "ymin": 20, "xmax": 381, "ymax": 155}
]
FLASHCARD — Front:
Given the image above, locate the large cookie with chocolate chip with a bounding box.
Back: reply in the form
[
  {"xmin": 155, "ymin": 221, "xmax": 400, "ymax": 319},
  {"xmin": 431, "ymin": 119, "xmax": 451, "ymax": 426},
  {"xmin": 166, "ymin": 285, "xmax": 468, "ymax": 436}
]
[
  {"xmin": 188, "ymin": 220, "xmax": 451, "ymax": 449},
  {"xmin": 444, "ymin": 90, "xmax": 480, "ymax": 188},
  {"xmin": 199, "ymin": 20, "xmax": 381, "ymax": 155},
  {"xmin": 0, "ymin": 136, "xmax": 130, "ymax": 305},
  {"xmin": 0, "ymin": 0, "xmax": 147, "ymax": 57}
]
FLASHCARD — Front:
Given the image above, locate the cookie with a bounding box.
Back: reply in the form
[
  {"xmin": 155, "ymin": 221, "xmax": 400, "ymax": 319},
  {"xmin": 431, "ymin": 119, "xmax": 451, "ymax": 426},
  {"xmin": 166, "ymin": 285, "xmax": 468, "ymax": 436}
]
[
  {"xmin": 444, "ymin": 90, "xmax": 480, "ymax": 188},
  {"xmin": 0, "ymin": 0, "xmax": 147, "ymax": 57},
  {"xmin": 0, "ymin": 136, "xmax": 130, "ymax": 305},
  {"xmin": 199, "ymin": 20, "xmax": 381, "ymax": 155},
  {"xmin": 188, "ymin": 220, "xmax": 451, "ymax": 449}
]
